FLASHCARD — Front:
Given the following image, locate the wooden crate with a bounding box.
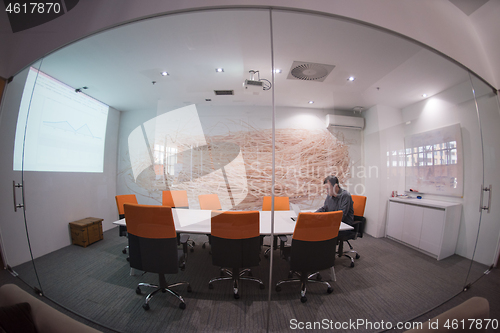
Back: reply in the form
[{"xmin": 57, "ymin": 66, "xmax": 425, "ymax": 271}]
[{"xmin": 69, "ymin": 217, "xmax": 103, "ymax": 247}]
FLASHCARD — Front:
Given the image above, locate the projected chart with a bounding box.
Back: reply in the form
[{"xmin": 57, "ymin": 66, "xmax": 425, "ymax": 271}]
[
  {"xmin": 42, "ymin": 121, "xmax": 103, "ymax": 140},
  {"xmin": 14, "ymin": 67, "xmax": 109, "ymax": 172}
]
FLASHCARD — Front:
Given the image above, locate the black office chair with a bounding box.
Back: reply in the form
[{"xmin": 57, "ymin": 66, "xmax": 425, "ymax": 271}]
[
  {"xmin": 275, "ymin": 211, "xmax": 342, "ymax": 303},
  {"xmin": 262, "ymin": 196, "xmax": 290, "ymax": 258},
  {"xmin": 198, "ymin": 194, "xmax": 222, "ymax": 251},
  {"xmin": 208, "ymin": 211, "xmax": 265, "ymax": 299},
  {"xmin": 337, "ymin": 195, "xmax": 366, "ymax": 267},
  {"xmin": 162, "ymin": 190, "xmax": 195, "ymax": 252},
  {"xmin": 124, "ymin": 203, "xmax": 192, "ymax": 310},
  {"xmin": 115, "ymin": 194, "xmax": 138, "ymax": 257}
]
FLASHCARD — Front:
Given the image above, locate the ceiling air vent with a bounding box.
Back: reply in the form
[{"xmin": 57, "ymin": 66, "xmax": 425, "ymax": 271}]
[
  {"xmin": 214, "ymin": 90, "xmax": 234, "ymax": 96},
  {"xmin": 287, "ymin": 61, "xmax": 335, "ymax": 82}
]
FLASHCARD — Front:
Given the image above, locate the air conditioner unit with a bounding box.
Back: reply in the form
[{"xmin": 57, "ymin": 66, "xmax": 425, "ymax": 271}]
[{"xmin": 326, "ymin": 114, "xmax": 365, "ymax": 130}]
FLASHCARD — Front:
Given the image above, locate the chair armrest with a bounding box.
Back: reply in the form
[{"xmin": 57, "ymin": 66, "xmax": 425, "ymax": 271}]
[
  {"xmin": 278, "ymin": 235, "xmax": 290, "ymax": 259},
  {"xmin": 179, "ymin": 234, "xmax": 190, "ymax": 254},
  {"xmin": 353, "ymin": 216, "xmax": 366, "ymax": 237},
  {"xmin": 278, "ymin": 235, "xmax": 288, "ymax": 243}
]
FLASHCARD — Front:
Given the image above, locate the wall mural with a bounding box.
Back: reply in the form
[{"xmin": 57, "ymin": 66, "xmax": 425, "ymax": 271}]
[{"xmin": 121, "ymin": 107, "xmax": 353, "ymax": 210}]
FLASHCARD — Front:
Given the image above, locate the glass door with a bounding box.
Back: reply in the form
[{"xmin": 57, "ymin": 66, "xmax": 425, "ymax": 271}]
[
  {"xmin": 11, "ymin": 8, "xmax": 274, "ymax": 332},
  {"xmin": 0, "ymin": 61, "xmax": 44, "ymax": 293},
  {"xmin": 270, "ymin": 8, "xmax": 485, "ymax": 328},
  {"xmin": 464, "ymin": 74, "xmax": 500, "ymax": 286}
]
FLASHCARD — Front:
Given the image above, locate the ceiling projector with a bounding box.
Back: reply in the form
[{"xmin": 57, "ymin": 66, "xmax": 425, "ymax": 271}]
[{"xmin": 243, "ymin": 79, "xmax": 263, "ymax": 95}]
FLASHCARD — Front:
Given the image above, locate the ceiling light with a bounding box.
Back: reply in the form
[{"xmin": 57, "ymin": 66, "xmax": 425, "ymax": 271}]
[
  {"xmin": 161, "ymin": 71, "xmax": 169, "ymax": 76},
  {"xmin": 348, "ymin": 76, "xmax": 355, "ymax": 81},
  {"xmin": 274, "ymin": 69, "xmax": 282, "ymax": 74},
  {"xmin": 422, "ymin": 93, "xmax": 428, "ymax": 97},
  {"xmin": 215, "ymin": 68, "xmax": 224, "ymax": 73},
  {"xmin": 308, "ymin": 101, "xmax": 314, "ymax": 104}
]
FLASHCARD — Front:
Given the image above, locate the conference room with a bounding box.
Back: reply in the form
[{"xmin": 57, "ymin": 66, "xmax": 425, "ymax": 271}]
[{"xmin": 0, "ymin": 6, "xmax": 499, "ymax": 332}]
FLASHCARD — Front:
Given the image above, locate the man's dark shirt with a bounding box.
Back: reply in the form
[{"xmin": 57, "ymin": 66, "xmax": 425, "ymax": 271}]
[{"xmin": 316, "ymin": 188, "xmax": 354, "ymax": 225}]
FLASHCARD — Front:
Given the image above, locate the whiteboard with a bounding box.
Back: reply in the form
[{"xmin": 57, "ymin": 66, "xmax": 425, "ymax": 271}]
[{"xmin": 404, "ymin": 123, "xmax": 463, "ymax": 197}]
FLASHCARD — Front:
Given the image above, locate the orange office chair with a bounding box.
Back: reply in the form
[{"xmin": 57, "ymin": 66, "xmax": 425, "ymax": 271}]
[
  {"xmin": 163, "ymin": 190, "xmax": 195, "ymax": 252},
  {"xmin": 338, "ymin": 195, "xmax": 367, "ymax": 267},
  {"xmin": 162, "ymin": 190, "xmax": 189, "ymax": 209},
  {"xmin": 208, "ymin": 211, "xmax": 264, "ymax": 299},
  {"xmin": 115, "ymin": 194, "xmax": 138, "ymax": 255},
  {"xmin": 275, "ymin": 211, "xmax": 342, "ymax": 303},
  {"xmin": 198, "ymin": 194, "xmax": 222, "ymax": 210},
  {"xmin": 116, "ymin": 194, "xmax": 138, "ymax": 220},
  {"xmin": 198, "ymin": 194, "xmax": 222, "ymax": 250},
  {"xmin": 262, "ymin": 196, "xmax": 290, "ymax": 258},
  {"xmin": 124, "ymin": 203, "xmax": 191, "ymax": 310},
  {"xmin": 262, "ymin": 196, "xmax": 290, "ymax": 211}
]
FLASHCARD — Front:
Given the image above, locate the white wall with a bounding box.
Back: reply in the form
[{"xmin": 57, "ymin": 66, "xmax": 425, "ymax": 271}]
[
  {"xmin": 0, "ymin": 68, "xmax": 120, "ymax": 266},
  {"xmin": 363, "ymin": 104, "xmax": 405, "ymax": 238},
  {"xmin": 1, "ymin": 1, "xmax": 499, "ymax": 89},
  {"xmin": 364, "ymin": 78, "xmax": 500, "ymax": 265}
]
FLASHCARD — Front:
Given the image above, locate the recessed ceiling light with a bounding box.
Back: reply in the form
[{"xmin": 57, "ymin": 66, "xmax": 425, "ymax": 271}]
[
  {"xmin": 161, "ymin": 71, "xmax": 169, "ymax": 76},
  {"xmin": 215, "ymin": 68, "xmax": 224, "ymax": 73},
  {"xmin": 308, "ymin": 101, "xmax": 314, "ymax": 104},
  {"xmin": 348, "ymin": 76, "xmax": 355, "ymax": 81},
  {"xmin": 422, "ymin": 93, "xmax": 428, "ymax": 97},
  {"xmin": 274, "ymin": 69, "xmax": 282, "ymax": 74}
]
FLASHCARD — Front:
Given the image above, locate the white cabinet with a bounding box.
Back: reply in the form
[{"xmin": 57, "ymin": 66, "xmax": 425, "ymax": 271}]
[
  {"xmin": 402, "ymin": 204, "xmax": 423, "ymax": 248},
  {"xmin": 386, "ymin": 198, "xmax": 462, "ymax": 260}
]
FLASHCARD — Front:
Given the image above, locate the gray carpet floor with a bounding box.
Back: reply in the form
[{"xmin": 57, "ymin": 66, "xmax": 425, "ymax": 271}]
[{"xmin": 1, "ymin": 227, "xmax": 498, "ymax": 332}]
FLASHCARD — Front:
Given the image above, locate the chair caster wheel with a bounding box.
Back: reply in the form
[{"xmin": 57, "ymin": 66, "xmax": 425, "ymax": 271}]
[
  {"xmin": 316, "ymin": 274, "xmax": 322, "ymax": 281},
  {"xmin": 135, "ymin": 287, "xmax": 141, "ymax": 295},
  {"xmin": 248, "ymin": 271, "xmax": 253, "ymax": 277},
  {"xmin": 122, "ymin": 249, "xmax": 127, "ymax": 254},
  {"xmin": 259, "ymin": 284, "xmax": 265, "ymax": 290},
  {"xmin": 202, "ymin": 243, "xmax": 206, "ymax": 249},
  {"xmin": 142, "ymin": 303, "xmax": 150, "ymax": 311},
  {"xmin": 264, "ymin": 254, "xmax": 269, "ymax": 259},
  {"xmin": 355, "ymin": 253, "xmax": 360, "ymax": 259},
  {"xmin": 300, "ymin": 296, "xmax": 307, "ymax": 303},
  {"xmin": 208, "ymin": 283, "xmax": 214, "ymax": 289},
  {"xmin": 187, "ymin": 285, "xmax": 192, "ymax": 292},
  {"xmin": 350, "ymin": 262, "xmax": 355, "ymax": 268},
  {"xmin": 234, "ymin": 293, "xmax": 240, "ymax": 299},
  {"xmin": 275, "ymin": 286, "xmax": 281, "ymax": 292},
  {"xmin": 126, "ymin": 257, "xmax": 130, "ymax": 262},
  {"xmin": 327, "ymin": 287, "xmax": 333, "ymax": 294},
  {"xmin": 190, "ymin": 248, "xmax": 194, "ymax": 253},
  {"xmin": 179, "ymin": 302, "xmax": 186, "ymax": 310},
  {"xmin": 288, "ymin": 272, "xmax": 294, "ymax": 279}
]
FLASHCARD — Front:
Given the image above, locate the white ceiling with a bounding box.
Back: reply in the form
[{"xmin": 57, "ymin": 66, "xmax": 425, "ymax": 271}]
[{"xmin": 35, "ymin": 9, "xmax": 471, "ymax": 113}]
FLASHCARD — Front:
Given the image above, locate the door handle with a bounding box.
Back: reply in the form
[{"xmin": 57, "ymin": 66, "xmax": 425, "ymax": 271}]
[
  {"xmin": 479, "ymin": 184, "xmax": 492, "ymax": 213},
  {"xmin": 12, "ymin": 181, "xmax": 24, "ymax": 212}
]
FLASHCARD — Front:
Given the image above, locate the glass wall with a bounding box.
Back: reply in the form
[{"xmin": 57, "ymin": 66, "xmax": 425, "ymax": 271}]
[{"xmin": 0, "ymin": 7, "xmax": 498, "ymax": 332}]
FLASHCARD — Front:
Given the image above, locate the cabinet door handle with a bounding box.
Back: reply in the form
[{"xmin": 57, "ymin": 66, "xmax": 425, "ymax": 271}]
[{"xmin": 12, "ymin": 181, "xmax": 24, "ymax": 212}]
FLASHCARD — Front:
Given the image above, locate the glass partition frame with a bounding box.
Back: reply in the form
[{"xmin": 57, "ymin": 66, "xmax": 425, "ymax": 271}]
[{"xmin": 0, "ymin": 6, "xmax": 498, "ymax": 333}]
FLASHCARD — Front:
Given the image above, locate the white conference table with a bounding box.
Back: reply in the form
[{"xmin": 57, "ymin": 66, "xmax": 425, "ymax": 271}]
[{"xmin": 112, "ymin": 209, "xmax": 353, "ymax": 235}]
